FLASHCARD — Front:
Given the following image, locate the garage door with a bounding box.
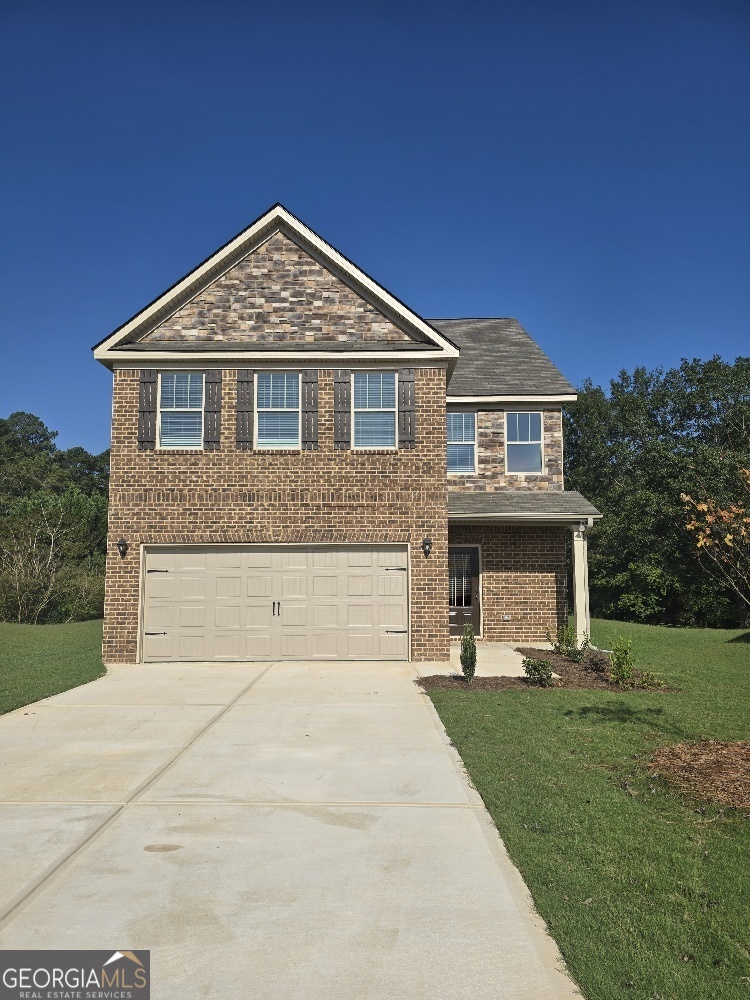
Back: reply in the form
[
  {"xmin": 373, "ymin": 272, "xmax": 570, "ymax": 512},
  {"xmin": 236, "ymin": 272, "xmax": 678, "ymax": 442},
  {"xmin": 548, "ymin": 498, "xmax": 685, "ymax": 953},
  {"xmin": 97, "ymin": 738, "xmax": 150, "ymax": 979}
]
[{"xmin": 141, "ymin": 545, "xmax": 409, "ymax": 662}]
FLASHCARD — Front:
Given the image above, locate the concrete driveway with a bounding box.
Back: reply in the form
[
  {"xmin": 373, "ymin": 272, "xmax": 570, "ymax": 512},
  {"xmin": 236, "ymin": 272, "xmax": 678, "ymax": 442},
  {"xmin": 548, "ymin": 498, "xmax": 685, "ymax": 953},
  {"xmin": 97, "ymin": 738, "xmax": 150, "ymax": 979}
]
[{"xmin": 0, "ymin": 661, "xmax": 577, "ymax": 999}]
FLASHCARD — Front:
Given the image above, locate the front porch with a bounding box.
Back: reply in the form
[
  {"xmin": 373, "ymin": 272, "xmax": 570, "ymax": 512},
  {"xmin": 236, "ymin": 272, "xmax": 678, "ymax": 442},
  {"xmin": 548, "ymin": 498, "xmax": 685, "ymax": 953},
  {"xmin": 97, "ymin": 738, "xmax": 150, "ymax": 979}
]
[{"xmin": 447, "ymin": 490, "xmax": 602, "ymax": 647}]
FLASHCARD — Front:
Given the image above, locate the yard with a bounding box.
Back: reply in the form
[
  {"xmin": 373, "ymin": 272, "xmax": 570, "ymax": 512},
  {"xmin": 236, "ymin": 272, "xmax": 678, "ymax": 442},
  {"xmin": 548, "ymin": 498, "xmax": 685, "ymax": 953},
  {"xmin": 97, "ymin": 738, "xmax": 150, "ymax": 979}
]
[
  {"xmin": 0, "ymin": 619, "xmax": 105, "ymax": 715},
  {"xmin": 426, "ymin": 620, "xmax": 750, "ymax": 1000}
]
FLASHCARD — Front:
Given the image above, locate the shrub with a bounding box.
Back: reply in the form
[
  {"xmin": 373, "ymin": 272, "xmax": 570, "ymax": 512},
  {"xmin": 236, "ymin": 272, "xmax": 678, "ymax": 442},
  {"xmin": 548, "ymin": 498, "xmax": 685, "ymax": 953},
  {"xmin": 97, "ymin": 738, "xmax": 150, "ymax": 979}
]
[
  {"xmin": 637, "ymin": 670, "xmax": 667, "ymax": 690},
  {"xmin": 546, "ymin": 623, "xmax": 590, "ymax": 663},
  {"xmin": 523, "ymin": 657, "xmax": 554, "ymax": 687},
  {"xmin": 460, "ymin": 624, "xmax": 477, "ymax": 683},
  {"xmin": 610, "ymin": 636, "xmax": 635, "ymax": 687},
  {"xmin": 586, "ymin": 650, "xmax": 609, "ymax": 674}
]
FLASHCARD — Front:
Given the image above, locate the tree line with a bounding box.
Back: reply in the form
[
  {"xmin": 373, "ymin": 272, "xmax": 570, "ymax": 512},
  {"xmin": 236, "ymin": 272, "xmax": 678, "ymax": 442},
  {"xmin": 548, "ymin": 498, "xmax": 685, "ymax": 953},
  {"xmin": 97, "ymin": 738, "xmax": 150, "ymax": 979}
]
[
  {"xmin": 565, "ymin": 356, "xmax": 750, "ymax": 628},
  {"xmin": 1, "ymin": 353, "xmax": 748, "ymax": 627},
  {"xmin": 0, "ymin": 413, "xmax": 108, "ymax": 623}
]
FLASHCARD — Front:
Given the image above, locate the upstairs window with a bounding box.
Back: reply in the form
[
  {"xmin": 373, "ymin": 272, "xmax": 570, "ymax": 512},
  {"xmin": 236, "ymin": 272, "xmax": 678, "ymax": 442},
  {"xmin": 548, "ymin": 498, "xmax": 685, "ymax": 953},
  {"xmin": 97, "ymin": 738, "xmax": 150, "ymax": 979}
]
[
  {"xmin": 353, "ymin": 372, "xmax": 397, "ymax": 448},
  {"xmin": 256, "ymin": 373, "xmax": 300, "ymax": 448},
  {"xmin": 506, "ymin": 411, "xmax": 543, "ymax": 473},
  {"xmin": 158, "ymin": 373, "xmax": 204, "ymax": 448},
  {"xmin": 447, "ymin": 412, "xmax": 476, "ymax": 473}
]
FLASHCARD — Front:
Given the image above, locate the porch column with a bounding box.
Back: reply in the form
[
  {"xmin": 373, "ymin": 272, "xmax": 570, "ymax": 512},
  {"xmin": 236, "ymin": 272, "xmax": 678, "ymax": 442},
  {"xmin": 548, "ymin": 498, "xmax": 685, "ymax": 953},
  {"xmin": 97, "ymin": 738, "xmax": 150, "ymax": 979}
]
[{"xmin": 570, "ymin": 522, "xmax": 591, "ymax": 645}]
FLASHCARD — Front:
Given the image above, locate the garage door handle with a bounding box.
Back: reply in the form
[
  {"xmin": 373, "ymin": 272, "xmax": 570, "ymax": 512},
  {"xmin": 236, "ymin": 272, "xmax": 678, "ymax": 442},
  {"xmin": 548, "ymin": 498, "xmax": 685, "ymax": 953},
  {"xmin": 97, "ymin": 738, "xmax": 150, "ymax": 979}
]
[
  {"xmin": 385, "ymin": 629, "xmax": 407, "ymax": 633},
  {"xmin": 147, "ymin": 569, "xmax": 169, "ymax": 574},
  {"xmin": 385, "ymin": 567, "xmax": 407, "ymax": 571},
  {"xmin": 145, "ymin": 631, "xmax": 167, "ymax": 636}
]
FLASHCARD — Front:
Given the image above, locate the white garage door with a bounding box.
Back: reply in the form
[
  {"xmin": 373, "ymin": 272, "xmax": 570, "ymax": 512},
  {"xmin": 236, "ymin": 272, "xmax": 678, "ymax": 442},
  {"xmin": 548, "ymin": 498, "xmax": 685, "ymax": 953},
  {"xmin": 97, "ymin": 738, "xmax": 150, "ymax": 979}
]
[{"xmin": 141, "ymin": 545, "xmax": 409, "ymax": 662}]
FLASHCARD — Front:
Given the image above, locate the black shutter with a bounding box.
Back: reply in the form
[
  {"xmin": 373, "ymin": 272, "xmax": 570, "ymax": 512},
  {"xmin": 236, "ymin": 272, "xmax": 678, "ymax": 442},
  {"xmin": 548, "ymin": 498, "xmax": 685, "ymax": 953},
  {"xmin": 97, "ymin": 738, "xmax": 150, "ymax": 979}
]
[
  {"xmin": 138, "ymin": 370, "xmax": 157, "ymax": 450},
  {"xmin": 398, "ymin": 368, "xmax": 415, "ymax": 449},
  {"xmin": 236, "ymin": 370, "xmax": 254, "ymax": 449},
  {"xmin": 333, "ymin": 370, "xmax": 351, "ymax": 449},
  {"xmin": 301, "ymin": 370, "xmax": 318, "ymax": 450},
  {"xmin": 203, "ymin": 370, "xmax": 222, "ymax": 450}
]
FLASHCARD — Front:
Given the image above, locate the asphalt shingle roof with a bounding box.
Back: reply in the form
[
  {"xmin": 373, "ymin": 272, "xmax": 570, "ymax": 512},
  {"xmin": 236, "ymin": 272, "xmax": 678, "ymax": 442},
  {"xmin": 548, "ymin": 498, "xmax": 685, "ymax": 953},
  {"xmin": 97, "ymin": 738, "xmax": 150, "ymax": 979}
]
[
  {"xmin": 448, "ymin": 490, "xmax": 601, "ymax": 518},
  {"xmin": 429, "ymin": 318, "xmax": 575, "ymax": 397}
]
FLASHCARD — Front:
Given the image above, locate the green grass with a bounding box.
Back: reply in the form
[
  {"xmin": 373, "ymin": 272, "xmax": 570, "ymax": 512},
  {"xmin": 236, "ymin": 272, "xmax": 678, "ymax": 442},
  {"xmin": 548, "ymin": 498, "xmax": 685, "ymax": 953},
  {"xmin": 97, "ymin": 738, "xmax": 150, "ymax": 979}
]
[
  {"xmin": 0, "ymin": 619, "xmax": 105, "ymax": 715},
  {"xmin": 427, "ymin": 620, "xmax": 750, "ymax": 1000}
]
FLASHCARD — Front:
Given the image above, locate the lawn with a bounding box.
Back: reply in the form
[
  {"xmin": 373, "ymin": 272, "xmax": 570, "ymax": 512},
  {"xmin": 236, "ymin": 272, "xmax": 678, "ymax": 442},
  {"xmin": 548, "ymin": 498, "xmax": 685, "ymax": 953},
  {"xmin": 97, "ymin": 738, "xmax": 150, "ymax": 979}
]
[
  {"xmin": 426, "ymin": 620, "xmax": 750, "ymax": 1000},
  {"xmin": 0, "ymin": 619, "xmax": 105, "ymax": 715}
]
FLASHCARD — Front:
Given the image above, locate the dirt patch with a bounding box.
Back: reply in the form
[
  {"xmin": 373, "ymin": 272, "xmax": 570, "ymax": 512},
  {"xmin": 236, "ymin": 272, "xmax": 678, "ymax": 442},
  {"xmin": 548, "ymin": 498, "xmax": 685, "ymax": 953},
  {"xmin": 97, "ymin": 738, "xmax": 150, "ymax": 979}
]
[
  {"xmin": 417, "ymin": 647, "xmax": 673, "ymax": 693},
  {"xmin": 649, "ymin": 740, "xmax": 750, "ymax": 810}
]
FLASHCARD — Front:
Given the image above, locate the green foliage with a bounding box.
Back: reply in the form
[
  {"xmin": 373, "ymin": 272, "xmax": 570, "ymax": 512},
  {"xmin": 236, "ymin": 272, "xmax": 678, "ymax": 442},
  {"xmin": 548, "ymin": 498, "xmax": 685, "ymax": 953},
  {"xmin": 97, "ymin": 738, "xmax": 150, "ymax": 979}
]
[
  {"xmin": 565, "ymin": 358, "xmax": 750, "ymax": 628},
  {"xmin": 460, "ymin": 624, "xmax": 477, "ymax": 682},
  {"xmin": 609, "ymin": 635, "xmax": 635, "ymax": 686},
  {"xmin": 546, "ymin": 623, "xmax": 589, "ymax": 662},
  {"xmin": 522, "ymin": 657, "xmax": 554, "ymax": 687},
  {"xmin": 0, "ymin": 413, "xmax": 109, "ymax": 623}
]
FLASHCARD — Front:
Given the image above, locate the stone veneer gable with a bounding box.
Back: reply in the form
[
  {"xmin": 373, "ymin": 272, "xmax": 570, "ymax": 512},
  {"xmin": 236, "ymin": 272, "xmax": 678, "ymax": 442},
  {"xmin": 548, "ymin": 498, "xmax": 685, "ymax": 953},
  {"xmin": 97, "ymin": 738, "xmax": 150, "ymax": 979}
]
[{"xmin": 137, "ymin": 231, "xmax": 419, "ymax": 344}]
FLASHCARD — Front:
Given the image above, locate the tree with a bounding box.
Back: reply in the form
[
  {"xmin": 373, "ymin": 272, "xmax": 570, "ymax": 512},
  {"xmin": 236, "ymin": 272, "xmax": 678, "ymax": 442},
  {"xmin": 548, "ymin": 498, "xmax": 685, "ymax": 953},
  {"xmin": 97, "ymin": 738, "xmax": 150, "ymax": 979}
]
[
  {"xmin": 565, "ymin": 357, "xmax": 750, "ymax": 628},
  {"xmin": 683, "ymin": 469, "xmax": 750, "ymax": 611}
]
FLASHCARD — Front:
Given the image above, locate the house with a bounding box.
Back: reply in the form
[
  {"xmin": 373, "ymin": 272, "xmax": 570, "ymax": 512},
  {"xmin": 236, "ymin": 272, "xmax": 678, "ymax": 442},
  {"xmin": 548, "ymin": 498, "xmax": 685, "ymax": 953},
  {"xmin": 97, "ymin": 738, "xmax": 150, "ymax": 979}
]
[{"xmin": 93, "ymin": 204, "xmax": 601, "ymax": 664}]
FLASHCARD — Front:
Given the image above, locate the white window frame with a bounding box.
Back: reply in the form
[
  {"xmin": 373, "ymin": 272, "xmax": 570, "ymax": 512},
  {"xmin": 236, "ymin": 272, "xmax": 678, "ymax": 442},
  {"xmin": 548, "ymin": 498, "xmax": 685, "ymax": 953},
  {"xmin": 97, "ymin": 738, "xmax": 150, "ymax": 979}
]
[
  {"xmin": 447, "ymin": 410, "xmax": 477, "ymax": 474},
  {"xmin": 505, "ymin": 410, "xmax": 544, "ymax": 475},
  {"xmin": 351, "ymin": 371, "xmax": 398, "ymax": 450},
  {"xmin": 156, "ymin": 371, "xmax": 204, "ymax": 451},
  {"xmin": 254, "ymin": 371, "xmax": 302, "ymax": 451}
]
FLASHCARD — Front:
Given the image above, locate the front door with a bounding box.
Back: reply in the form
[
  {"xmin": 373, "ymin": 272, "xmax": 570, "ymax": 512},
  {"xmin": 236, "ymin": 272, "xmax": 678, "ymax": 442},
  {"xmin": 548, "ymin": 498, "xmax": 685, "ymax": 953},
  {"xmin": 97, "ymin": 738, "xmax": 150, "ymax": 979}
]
[{"xmin": 448, "ymin": 546, "xmax": 481, "ymax": 637}]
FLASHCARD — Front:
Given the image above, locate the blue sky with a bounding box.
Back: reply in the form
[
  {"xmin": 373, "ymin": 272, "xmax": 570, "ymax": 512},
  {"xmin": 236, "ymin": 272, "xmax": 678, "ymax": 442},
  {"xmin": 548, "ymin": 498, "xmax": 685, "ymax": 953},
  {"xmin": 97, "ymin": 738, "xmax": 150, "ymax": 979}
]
[{"xmin": 1, "ymin": 0, "xmax": 748, "ymax": 453}]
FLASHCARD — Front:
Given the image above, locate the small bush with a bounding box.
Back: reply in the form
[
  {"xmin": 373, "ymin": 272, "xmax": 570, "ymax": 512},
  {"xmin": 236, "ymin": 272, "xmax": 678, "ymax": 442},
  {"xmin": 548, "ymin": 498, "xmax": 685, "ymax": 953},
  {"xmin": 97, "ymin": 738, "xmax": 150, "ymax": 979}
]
[
  {"xmin": 523, "ymin": 657, "xmax": 554, "ymax": 687},
  {"xmin": 546, "ymin": 623, "xmax": 590, "ymax": 663},
  {"xmin": 610, "ymin": 636, "xmax": 635, "ymax": 687},
  {"xmin": 460, "ymin": 624, "xmax": 477, "ymax": 683},
  {"xmin": 637, "ymin": 670, "xmax": 667, "ymax": 690}
]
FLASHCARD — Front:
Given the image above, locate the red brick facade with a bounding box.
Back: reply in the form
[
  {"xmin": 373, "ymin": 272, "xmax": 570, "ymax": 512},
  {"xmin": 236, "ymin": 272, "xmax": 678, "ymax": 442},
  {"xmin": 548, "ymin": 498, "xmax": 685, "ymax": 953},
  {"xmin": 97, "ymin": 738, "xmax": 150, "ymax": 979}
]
[
  {"xmin": 448, "ymin": 524, "xmax": 568, "ymax": 643},
  {"xmin": 104, "ymin": 366, "xmax": 450, "ymax": 663}
]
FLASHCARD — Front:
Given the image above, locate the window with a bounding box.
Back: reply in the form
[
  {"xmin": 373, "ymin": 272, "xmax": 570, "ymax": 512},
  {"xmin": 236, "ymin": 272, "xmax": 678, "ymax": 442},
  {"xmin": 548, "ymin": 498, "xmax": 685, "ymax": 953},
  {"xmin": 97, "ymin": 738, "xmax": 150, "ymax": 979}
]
[
  {"xmin": 447, "ymin": 412, "xmax": 476, "ymax": 472},
  {"xmin": 256, "ymin": 373, "xmax": 300, "ymax": 448},
  {"xmin": 353, "ymin": 372, "xmax": 397, "ymax": 448},
  {"xmin": 506, "ymin": 411, "xmax": 543, "ymax": 473},
  {"xmin": 158, "ymin": 373, "xmax": 204, "ymax": 448}
]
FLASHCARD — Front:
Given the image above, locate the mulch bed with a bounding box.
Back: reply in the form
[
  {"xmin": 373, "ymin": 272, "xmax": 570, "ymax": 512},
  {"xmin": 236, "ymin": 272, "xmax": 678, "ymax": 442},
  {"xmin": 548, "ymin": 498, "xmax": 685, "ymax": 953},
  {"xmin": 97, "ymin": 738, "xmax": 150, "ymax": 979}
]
[
  {"xmin": 649, "ymin": 740, "xmax": 750, "ymax": 810},
  {"xmin": 417, "ymin": 647, "xmax": 673, "ymax": 693}
]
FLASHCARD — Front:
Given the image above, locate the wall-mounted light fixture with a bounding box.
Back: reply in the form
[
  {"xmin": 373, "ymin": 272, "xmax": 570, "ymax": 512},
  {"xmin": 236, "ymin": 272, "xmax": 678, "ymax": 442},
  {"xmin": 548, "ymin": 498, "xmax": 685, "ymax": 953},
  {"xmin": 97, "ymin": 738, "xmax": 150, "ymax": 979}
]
[
  {"xmin": 116, "ymin": 538, "xmax": 129, "ymax": 558},
  {"xmin": 421, "ymin": 538, "xmax": 433, "ymax": 557}
]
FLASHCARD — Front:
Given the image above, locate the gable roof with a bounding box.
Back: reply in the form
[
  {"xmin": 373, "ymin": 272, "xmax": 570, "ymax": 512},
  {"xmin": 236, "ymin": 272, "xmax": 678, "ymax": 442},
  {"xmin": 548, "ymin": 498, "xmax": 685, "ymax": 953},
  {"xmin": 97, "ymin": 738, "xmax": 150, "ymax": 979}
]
[
  {"xmin": 94, "ymin": 204, "xmax": 459, "ymax": 367},
  {"xmin": 431, "ymin": 318, "xmax": 576, "ymax": 399}
]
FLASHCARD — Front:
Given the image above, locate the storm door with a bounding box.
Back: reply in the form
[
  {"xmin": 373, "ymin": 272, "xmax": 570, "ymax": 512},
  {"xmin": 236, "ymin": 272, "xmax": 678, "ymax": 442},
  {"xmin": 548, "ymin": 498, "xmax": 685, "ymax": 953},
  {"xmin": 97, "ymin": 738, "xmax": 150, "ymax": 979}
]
[{"xmin": 448, "ymin": 546, "xmax": 480, "ymax": 636}]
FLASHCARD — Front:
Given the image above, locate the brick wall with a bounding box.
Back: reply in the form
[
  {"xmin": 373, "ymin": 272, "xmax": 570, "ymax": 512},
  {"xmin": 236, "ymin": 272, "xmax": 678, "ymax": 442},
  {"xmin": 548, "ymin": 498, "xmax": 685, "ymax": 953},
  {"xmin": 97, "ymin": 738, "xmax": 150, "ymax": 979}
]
[
  {"xmin": 448, "ymin": 408, "xmax": 564, "ymax": 491},
  {"xmin": 449, "ymin": 524, "xmax": 568, "ymax": 643},
  {"xmin": 137, "ymin": 231, "xmax": 420, "ymax": 344},
  {"xmin": 104, "ymin": 366, "xmax": 449, "ymax": 663}
]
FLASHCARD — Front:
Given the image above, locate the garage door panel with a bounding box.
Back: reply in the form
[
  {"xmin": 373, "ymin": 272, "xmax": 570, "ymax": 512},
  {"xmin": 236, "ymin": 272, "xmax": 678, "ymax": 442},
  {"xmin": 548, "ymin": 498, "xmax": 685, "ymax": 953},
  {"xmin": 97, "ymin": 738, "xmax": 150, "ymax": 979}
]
[
  {"xmin": 246, "ymin": 575, "xmax": 272, "ymax": 597},
  {"xmin": 179, "ymin": 606, "xmax": 205, "ymax": 628},
  {"xmin": 280, "ymin": 604, "xmax": 307, "ymax": 627},
  {"xmin": 143, "ymin": 545, "xmax": 408, "ymax": 662}
]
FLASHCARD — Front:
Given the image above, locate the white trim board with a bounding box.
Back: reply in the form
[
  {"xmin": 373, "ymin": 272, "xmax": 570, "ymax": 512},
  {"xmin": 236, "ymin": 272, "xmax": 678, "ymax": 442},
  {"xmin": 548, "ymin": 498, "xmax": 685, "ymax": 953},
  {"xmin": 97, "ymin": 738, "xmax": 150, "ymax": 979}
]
[
  {"xmin": 446, "ymin": 394, "xmax": 578, "ymax": 404},
  {"xmin": 94, "ymin": 205, "xmax": 459, "ymax": 365}
]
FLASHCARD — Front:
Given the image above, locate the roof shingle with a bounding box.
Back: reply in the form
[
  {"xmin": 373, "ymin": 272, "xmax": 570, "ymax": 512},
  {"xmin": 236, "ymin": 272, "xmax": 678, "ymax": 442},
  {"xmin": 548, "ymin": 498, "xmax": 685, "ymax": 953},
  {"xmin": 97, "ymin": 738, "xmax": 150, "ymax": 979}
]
[
  {"xmin": 430, "ymin": 318, "xmax": 576, "ymax": 397},
  {"xmin": 448, "ymin": 490, "xmax": 601, "ymax": 519}
]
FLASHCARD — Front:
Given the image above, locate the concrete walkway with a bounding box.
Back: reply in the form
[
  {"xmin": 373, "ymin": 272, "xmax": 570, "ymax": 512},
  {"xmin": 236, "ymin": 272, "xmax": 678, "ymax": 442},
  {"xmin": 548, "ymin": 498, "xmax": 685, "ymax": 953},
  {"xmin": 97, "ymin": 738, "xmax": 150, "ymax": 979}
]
[{"xmin": 0, "ymin": 662, "xmax": 578, "ymax": 999}]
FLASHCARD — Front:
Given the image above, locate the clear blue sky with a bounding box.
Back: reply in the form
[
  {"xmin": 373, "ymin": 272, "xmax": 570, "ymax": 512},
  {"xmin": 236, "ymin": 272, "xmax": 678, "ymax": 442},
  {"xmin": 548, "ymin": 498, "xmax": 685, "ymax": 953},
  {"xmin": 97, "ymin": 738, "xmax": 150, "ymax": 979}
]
[{"xmin": 1, "ymin": 0, "xmax": 748, "ymax": 453}]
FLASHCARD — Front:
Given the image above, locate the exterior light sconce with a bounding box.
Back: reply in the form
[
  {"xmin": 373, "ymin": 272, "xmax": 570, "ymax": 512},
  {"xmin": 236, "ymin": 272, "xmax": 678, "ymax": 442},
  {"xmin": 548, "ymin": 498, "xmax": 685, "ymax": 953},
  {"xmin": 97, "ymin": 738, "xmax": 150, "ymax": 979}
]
[
  {"xmin": 116, "ymin": 538, "xmax": 129, "ymax": 559},
  {"xmin": 421, "ymin": 538, "xmax": 433, "ymax": 557}
]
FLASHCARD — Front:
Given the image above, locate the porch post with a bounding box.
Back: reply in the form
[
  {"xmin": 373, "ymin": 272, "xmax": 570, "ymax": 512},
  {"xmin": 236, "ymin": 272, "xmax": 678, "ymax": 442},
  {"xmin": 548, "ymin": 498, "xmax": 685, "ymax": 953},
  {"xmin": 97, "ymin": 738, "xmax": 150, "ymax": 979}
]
[{"xmin": 570, "ymin": 522, "xmax": 591, "ymax": 645}]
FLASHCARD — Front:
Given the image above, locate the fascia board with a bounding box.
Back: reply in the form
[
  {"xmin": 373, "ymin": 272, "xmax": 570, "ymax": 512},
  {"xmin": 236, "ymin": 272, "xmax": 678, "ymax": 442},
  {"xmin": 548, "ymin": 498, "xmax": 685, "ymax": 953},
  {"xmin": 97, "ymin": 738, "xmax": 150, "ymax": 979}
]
[
  {"xmin": 446, "ymin": 394, "xmax": 578, "ymax": 404},
  {"xmin": 448, "ymin": 513, "xmax": 601, "ymax": 525},
  {"xmin": 111, "ymin": 351, "xmax": 449, "ymax": 371},
  {"xmin": 94, "ymin": 205, "xmax": 459, "ymax": 360}
]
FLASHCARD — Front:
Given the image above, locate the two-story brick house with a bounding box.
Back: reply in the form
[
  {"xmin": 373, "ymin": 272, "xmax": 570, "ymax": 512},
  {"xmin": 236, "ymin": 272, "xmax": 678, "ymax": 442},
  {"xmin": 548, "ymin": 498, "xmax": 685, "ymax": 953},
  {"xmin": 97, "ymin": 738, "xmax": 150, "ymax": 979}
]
[{"xmin": 94, "ymin": 205, "xmax": 600, "ymax": 664}]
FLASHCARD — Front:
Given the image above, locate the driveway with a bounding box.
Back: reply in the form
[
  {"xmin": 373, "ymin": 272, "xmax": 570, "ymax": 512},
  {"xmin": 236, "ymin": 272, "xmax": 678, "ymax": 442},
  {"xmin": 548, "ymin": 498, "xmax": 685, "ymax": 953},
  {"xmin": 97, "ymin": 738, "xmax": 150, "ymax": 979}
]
[{"xmin": 0, "ymin": 661, "xmax": 577, "ymax": 999}]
